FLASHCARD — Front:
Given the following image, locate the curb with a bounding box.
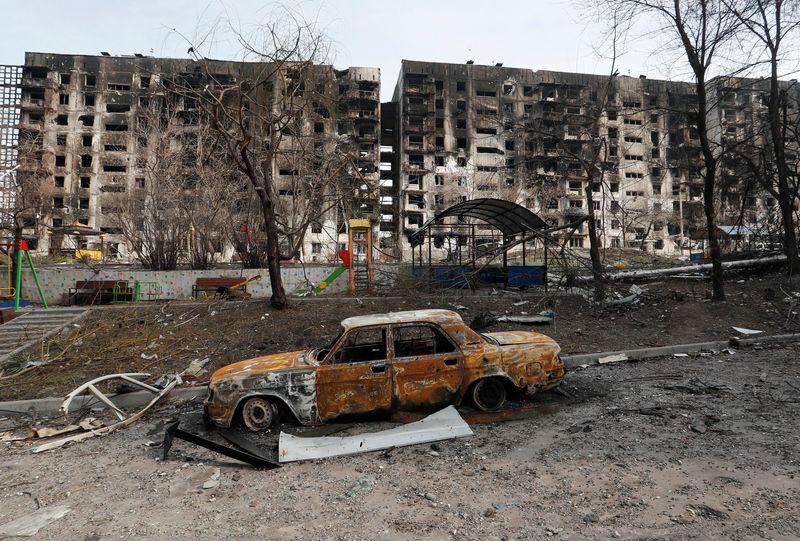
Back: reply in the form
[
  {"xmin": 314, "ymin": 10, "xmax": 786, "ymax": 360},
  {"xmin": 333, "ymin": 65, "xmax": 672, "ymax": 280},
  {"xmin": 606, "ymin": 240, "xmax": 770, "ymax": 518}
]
[
  {"xmin": 561, "ymin": 332, "xmax": 800, "ymax": 368},
  {"xmin": 0, "ymin": 386, "xmax": 207, "ymax": 417},
  {"xmin": 3, "ymin": 333, "xmax": 800, "ymax": 417}
]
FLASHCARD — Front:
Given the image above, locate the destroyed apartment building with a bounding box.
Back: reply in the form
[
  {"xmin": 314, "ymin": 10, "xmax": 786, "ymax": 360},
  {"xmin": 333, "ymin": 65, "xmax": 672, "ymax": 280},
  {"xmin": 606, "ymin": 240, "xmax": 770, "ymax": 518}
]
[
  {"xmin": 6, "ymin": 52, "xmax": 380, "ymax": 263},
  {"xmin": 0, "ymin": 53, "xmax": 795, "ymax": 264}
]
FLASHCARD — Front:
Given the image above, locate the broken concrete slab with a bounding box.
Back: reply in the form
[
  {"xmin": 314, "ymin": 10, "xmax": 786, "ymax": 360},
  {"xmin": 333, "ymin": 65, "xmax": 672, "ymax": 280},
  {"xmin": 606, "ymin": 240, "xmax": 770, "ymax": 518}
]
[
  {"xmin": 598, "ymin": 353, "xmax": 628, "ymax": 364},
  {"xmin": 278, "ymin": 405, "xmax": 473, "ymax": 463},
  {"xmin": 0, "ymin": 504, "xmax": 71, "ymax": 537}
]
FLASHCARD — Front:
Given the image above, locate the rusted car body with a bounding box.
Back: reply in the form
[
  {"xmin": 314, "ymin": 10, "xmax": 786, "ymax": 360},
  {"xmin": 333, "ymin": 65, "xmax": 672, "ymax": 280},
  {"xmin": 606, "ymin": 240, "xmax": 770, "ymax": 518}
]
[{"xmin": 206, "ymin": 309, "xmax": 564, "ymax": 431}]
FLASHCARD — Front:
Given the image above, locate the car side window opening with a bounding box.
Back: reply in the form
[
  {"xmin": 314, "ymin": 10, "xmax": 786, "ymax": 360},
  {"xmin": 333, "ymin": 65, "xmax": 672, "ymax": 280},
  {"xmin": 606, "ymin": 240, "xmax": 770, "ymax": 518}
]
[
  {"xmin": 393, "ymin": 325, "xmax": 456, "ymax": 358},
  {"xmin": 334, "ymin": 327, "xmax": 387, "ymax": 364}
]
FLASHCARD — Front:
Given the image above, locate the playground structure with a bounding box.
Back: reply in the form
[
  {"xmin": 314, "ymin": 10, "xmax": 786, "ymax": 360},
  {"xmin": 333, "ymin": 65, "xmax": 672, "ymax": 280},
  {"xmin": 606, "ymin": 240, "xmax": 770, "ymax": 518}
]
[
  {"xmin": 410, "ymin": 198, "xmax": 550, "ymax": 290},
  {"xmin": 0, "ymin": 239, "xmax": 48, "ymax": 309},
  {"xmin": 297, "ymin": 218, "xmax": 376, "ymax": 296}
]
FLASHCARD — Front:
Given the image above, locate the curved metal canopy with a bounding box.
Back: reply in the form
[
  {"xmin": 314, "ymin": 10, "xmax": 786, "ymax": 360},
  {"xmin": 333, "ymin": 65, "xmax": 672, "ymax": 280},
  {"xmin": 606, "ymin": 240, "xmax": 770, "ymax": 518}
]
[{"xmin": 411, "ymin": 198, "xmax": 547, "ymax": 238}]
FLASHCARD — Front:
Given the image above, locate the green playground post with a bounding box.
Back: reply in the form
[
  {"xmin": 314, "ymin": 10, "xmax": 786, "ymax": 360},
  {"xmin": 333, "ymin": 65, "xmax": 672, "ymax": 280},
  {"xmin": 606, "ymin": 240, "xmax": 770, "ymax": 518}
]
[
  {"xmin": 24, "ymin": 250, "xmax": 48, "ymax": 309},
  {"xmin": 13, "ymin": 248, "xmax": 22, "ymax": 310}
]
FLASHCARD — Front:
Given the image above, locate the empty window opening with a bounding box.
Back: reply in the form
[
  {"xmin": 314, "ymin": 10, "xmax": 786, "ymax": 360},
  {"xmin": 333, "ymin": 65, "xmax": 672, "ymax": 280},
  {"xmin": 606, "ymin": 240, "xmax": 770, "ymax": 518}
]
[
  {"xmin": 503, "ymin": 84, "xmax": 514, "ymax": 95},
  {"xmin": 60, "ymin": 73, "xmax": 71, "ymax": 85},
  {"xmin": 59, "ymin": 94, "xmax": 69, "ymax": 105},
  {"xmin": 140, "ymin": 75, "xmax": 151, "ymax": 88},
  {"xmin": 107, "ymin": 83, "xmax": 131, "ymax": 91},
  {"xmin": 456, "ymin": 118, "xmax": 466, "ymax": 129},
  {"xmin": 54, "ymin": 176, "xmax": 65, "ymax": 188},
  {"xmin": 135, "ymin": 177, "xmax": 145, "ymax": 189},
  {"xmin": 394, "ymin": 325, "xmax": 455, "ymax": 357},
  {"xmin": 624, "ymin": 136, "xmax": 642, "ymax": 143},
  {"xmin": 56, "ymin": 135, "xmax": 67, "ymax": 146},
  {"xmin": 84, "ymin": 94, "xmax": 95, "ymax": 106},
  {"xmin": 85, "ymin": 74, "xmax": 96, "ymax": 86},
  {"xmin": 476, "ymin": 89, "xmax": 496, "ymax": 97},
  {"xmin": 105, "ymin": 123, "xmax": 128, "ymax": 132},
  {"xmin": 56, "ymin": 115, "xmax": 68, "ymax": 126},
  {"xmin": 55, "ymin": 155, "xmax": 66, "ymax": 167},
  {"xmin": 476, "ymin": 127, "xmax": 497, "ymax": 135},
  {"xmin": 80, "ymin": 177, "xmax": 91, "ymax": 188},
  {"xmin": 82, "ymin": 135, "xmax": 92, "ymax": 147},
  {"xmin": 456, "ymin": 81, "xmax": 465, "ymax": 91},
  {"xmin": 79, "ymin": 198, "xmax": 89, "ymax": 209},
  {"xmin": 106, "ymin": 103, "xmax": 130, "ymax": 113},
  {"xmin": 53, "ymin": 196, "xmax": 64, "ymax": 208},
  {"xmin": 79, "ymin": 115, "xmax": 94, "ymax": 126},
  {"xmin": 81, "ymin": 155, "xmax": 92, "ymax": 167},
  {"xmin": 103, "ymin": 164, "xmax": 127, "ymax": 172},
  {"xmin": 104, "ymin": 144, "xmax": 127, "ymax": 152}
]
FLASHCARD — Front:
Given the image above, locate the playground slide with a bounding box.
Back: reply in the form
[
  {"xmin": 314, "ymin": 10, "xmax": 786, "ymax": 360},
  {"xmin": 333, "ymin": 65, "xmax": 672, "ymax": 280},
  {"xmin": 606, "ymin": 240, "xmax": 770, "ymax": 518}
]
[{"xmin": 295, "ymin": 265, "xmax": 348, "ymax": 296}]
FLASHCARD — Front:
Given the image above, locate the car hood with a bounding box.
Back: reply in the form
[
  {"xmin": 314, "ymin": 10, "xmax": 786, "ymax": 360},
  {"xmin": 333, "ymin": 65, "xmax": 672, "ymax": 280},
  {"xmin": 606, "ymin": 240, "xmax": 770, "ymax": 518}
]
[
  {"xmin": 210, "ymin": 350, "xmax": 306, "ymax": 382},
  {"xmin": 484, "ymin": 330, "xmax": 557, "ymax": 346}
]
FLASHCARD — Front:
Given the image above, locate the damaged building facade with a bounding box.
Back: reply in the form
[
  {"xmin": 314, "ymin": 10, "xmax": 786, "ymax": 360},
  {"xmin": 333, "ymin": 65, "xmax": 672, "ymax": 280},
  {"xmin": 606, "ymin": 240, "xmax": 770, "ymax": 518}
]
[
  {"xmin": 385, "ymin": 60, "xmax": 796, "ymax": 260},
  {"xmin": 1, "ymin": 53, "xmax": 795, "ymax": 264},
  {"xmin": 10, "ymin": 52, "xmax": 380, "ymax": 263}
]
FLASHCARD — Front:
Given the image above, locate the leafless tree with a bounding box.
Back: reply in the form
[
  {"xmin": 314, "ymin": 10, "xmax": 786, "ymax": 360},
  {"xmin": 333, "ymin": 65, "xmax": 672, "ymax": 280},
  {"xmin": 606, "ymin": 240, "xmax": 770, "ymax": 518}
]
[
  {"xmin": 178, "ymin": 12, "xmax": 373, "ymax": 309},
  {"xmin": 724, "ymin": 0, "xmax": 800, "ymax": 272},
  {"xmin": 2, "ymin": 129, "xmax": 53, "ymax": 268},
  {"xmin": 598, "ymin": 0, "xmax": 743, "ymax": 300}
]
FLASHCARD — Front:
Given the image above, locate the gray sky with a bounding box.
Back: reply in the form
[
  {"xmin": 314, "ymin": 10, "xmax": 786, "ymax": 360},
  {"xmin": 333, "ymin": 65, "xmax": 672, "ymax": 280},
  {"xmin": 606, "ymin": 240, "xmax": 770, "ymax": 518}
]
[{"xmin": 0, "ymin": 0, "xmax": 665, "ymax": 95}]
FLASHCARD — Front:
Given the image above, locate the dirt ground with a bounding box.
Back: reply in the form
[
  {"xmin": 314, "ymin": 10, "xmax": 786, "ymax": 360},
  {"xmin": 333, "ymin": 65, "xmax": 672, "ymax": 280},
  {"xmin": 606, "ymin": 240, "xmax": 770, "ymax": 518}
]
[
  {"xmin": 1, "ymin": 345, "xmax": 798, "ymax": 540},
  {"xmin": 2, "ymin": 270, "xmax": 799, "ymax": 401}
]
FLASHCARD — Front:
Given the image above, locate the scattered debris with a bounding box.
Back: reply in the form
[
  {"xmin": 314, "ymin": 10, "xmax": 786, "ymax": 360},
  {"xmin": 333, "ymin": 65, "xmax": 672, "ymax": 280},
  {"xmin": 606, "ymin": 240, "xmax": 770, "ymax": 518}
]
[
  {"xmin": 732, "ymin": 326, "xmax": 764, "ymax": 335},
  {"xmin": 0, "ymin": 504, "xmax": 71, "ymax": 537},
  {"xmin": 598, "ymin": 353, "xmax": 628, "ymax": 364},
  {"xmin": 162, "ymin": 420, "xmax": 279, "ymax": 469},
  {"xmin": 202, "ymin": 468, "xmax": 221, "ymax": 489},
  {"xmin": 278, "ymin": 406, "xmax": 473, "ymax": 463},
  {"xmin": 673, "ymin": 353, "xmax": 690, "ymax": 358},
  {"xmin": 181, "ymin": 357, "xmax": 211, "ymax": 377},
  {"xmin": 687, "ymin": 504, "xmax": 730, "ymax": 520},
  {"xmin": 345, "ymin": 476, "xmax": 374, "ymax": 497},
  {"xmin": 33, "ymin": 377, "xmax": 178, "ymax": 453},
  {"xmin": 496, "ymin": 314, "xmax": 552, "ymax": 325},
  {"xmin": 493, "ymin": 501, "xmax": 519, "ymax": 510}
]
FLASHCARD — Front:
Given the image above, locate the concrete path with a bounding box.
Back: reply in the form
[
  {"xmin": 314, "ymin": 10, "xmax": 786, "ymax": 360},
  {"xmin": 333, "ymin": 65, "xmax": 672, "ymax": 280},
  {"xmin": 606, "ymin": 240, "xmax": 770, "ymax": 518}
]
[{"xmin": 0, "ymin": 307, "xmax": 89, "ymax": 365}]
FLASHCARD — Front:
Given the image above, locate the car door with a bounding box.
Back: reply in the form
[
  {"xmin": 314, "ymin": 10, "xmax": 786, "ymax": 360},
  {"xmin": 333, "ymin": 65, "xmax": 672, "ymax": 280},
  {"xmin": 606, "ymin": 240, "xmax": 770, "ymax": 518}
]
[
  {"xmin": 316, "ymin": 326, "xmax": 393, "ymax": 422},
  {"xmin": 390, "ymin": 323, "xmax": 463, "ymax": 409}
]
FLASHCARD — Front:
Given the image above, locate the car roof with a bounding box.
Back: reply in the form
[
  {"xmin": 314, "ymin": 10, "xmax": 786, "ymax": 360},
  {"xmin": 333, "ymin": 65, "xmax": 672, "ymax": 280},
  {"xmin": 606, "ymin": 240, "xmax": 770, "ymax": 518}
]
[{"xmin": 340, "ymin": 309, "xmax": 464, "ymax": 330}]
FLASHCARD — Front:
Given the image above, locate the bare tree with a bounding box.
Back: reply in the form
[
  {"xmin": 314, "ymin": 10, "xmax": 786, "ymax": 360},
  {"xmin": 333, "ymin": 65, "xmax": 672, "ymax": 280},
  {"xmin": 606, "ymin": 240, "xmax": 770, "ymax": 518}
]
[
  {"xmin": 599, "ymin": 0, "xmax": 743, "ymax": 300},
  {"xmin": 180, "ymin": 13, "xmax": 375, "ymax": 309},
  {"xmin": 725, "ymin": 0, "xmax": 800, "ymax": 272},
  {"xmin": 2, "ymin": 129, "xmax": 53, "ymax": 267}
]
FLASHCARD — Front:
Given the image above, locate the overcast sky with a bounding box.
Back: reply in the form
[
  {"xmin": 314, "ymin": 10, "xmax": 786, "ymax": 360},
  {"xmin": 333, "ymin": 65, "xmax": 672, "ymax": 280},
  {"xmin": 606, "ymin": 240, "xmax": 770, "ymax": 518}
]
[{"xmin": 0, "ymin": 0, "xmax": 672, "ymax": 95}]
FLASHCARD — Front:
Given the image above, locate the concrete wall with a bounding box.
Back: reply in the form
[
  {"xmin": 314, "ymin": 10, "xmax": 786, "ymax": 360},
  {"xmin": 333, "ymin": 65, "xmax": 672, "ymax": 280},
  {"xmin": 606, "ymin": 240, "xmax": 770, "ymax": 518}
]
[{"xmin": 18, "ymin": 264, "xmax": 367, "ymax": 305}]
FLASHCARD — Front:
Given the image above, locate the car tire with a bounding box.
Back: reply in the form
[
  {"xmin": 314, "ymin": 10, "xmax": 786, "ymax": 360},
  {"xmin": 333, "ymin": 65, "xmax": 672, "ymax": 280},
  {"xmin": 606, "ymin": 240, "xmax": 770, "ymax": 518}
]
[
  {"xmin": 240, "ymin": 397, "xmax": 278, "ymax": 432},
  {"xmin": 472, "ymin": 378, "xmax": 506, "ymax": 411}
]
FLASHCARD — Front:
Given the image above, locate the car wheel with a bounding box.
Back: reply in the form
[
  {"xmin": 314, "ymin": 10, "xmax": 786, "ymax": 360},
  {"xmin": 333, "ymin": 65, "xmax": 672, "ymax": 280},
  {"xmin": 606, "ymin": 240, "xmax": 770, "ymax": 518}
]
[
  {"xmin": 240, "ymin": 397, "xmax": 278, "ymax": 432},
  {"xmin": 472, "ymin": 378, "xmax": 506, "ymax": 411}
]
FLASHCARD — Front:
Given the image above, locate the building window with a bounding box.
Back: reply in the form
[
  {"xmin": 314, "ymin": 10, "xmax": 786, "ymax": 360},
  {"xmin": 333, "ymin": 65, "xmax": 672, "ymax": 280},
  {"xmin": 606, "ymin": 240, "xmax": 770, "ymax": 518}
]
[
  {"xmin": 59, "ymin": 94, "xmax": 69, "ymax": 105},
  {"xmin": 311, "ymin": 222, "xmax": 322, "ymax": 233},
  {"xmin": 434, "ymin": 175, "xmax": 444, "ymax": 186},
  {"xmin": 80, "ymin": 177, "xmax": 90, "ymax": 188},
  {"xmin": 456, "ymin": 81, "xmax": 465, "ymax": 91},
  {"xmin": 60, "ymin": 73, "xmax": 71, "ymax": 85},
  {"xmin": 311, "ymin": 243, "xmax": 321, "ymax": 254},
  {"xmin": 54, "ymin": 176, "xmax": 65, "ymax": 188},
  {"xmin": 55, "ymin": 155, "xmax": 66, "ymax": 167},
  {"xmin": 456, "ymin": 118, "xmax": 466, "ymax": 129}
]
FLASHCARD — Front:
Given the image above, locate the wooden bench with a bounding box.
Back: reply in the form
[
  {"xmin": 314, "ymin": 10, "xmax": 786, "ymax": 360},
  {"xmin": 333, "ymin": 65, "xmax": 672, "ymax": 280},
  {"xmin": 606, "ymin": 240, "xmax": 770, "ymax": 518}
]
[
  {"xmin": 69, "ymin": 280, "xmax": 128, "ymax": 305},
  {"xmin": 193, "ymin": 277, "xmax": 246, "ymax": 299}
]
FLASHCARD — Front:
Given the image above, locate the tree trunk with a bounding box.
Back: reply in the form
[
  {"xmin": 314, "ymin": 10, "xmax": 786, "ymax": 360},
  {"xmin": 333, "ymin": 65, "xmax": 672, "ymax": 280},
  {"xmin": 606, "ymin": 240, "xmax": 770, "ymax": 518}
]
[
  {"xmin": 258, "ymin": 192, "xmax": 288, "ymax": 309},
  {"xmin": 584, "ymin": 183, "xmax": 605, "ymax": 301},
  {"xmin": 703, "ymin": 164, "xmax": 725, "ymax": 301}
]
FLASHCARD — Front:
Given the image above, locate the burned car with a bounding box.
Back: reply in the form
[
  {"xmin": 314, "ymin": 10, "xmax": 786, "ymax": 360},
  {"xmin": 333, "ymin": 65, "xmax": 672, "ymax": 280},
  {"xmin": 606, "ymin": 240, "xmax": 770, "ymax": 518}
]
[{"xmin": 206, "ymin": 309, "xmax": 564, "ymax": 431}]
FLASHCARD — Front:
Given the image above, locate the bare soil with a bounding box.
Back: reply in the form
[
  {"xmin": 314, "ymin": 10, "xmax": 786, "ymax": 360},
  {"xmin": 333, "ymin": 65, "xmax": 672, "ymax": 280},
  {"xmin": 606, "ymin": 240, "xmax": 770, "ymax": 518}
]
[
  {"xmin": 1, "ymin": 345, "xmax": 798, "ymax": 540},
  {"xmin": 2, "ymin": 270, "xmax": 799, "ymax": 401}
]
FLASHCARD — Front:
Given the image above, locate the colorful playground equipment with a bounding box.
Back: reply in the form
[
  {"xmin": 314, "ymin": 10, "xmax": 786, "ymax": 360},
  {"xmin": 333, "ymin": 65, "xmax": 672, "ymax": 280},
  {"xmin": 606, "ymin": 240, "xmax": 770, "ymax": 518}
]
[
  {"xmin": 0, "ymin": 240, "xmax": 48, "ymax": 310},
  {"xmin": 296, "ymin": 219, "xmax": 375, "ymax": 296}
]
